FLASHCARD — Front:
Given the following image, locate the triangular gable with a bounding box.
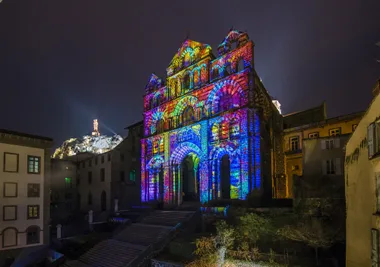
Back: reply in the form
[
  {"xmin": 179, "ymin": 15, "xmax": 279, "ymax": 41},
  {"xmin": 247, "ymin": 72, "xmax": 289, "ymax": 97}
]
[
  {"xmin": 166, "ymin": 39, "xmax": 212, "ymax": 76},
  {"xmin": 145, "ymin": 73, "xmax": 164, "ymax": 92}
]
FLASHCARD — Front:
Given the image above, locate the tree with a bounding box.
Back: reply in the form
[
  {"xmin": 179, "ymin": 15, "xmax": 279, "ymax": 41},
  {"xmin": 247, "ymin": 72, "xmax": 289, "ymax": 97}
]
[
  {"xmin": 236, "ymin": 213, "xmax": 274, "ymax": 248},
  {"xmin": 277, "ymin": 198, "xmax": 345, "ymax": 265}
]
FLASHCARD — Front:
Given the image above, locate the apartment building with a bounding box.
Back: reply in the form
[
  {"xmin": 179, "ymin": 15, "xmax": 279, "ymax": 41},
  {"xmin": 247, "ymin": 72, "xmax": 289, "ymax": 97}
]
[{"xmin": 0, "ymin": 129, "xmax": 52, "ymax": 255}]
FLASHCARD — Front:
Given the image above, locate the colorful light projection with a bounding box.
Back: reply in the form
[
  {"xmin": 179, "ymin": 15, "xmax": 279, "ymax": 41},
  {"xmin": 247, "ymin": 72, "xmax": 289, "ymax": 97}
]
[{"xmin": 141, "ymin": 30, "xmax": 261, "ymax": 205}]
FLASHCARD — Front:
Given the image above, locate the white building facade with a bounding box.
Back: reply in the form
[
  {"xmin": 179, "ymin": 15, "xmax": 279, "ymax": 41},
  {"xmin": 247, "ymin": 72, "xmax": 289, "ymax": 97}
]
[{"xmin": 0, "ymin": 130, "xmax": 52, "ymax": 253}]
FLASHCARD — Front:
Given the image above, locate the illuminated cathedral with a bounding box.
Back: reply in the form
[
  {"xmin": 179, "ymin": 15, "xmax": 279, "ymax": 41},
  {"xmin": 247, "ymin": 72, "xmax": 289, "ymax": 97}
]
[{"xmin": 141, "ymin": 30, "xmax": 284, "ymax": 205}]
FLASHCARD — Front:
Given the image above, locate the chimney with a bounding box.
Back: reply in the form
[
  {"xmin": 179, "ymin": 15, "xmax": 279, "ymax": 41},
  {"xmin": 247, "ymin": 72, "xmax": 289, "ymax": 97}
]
[{"xmin": 373, "ymin": 79, "xmax": 380, "ymax": 98}]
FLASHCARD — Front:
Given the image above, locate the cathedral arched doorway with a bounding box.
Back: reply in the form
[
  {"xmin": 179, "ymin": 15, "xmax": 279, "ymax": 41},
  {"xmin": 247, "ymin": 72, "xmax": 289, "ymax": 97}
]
[
  {"xmin": 181, "ymin": 154, "xmax": 200, "ymax": 202},
  {"xmin": 220, "ymin": 154, "xmax": 231, "ymax": 199}
]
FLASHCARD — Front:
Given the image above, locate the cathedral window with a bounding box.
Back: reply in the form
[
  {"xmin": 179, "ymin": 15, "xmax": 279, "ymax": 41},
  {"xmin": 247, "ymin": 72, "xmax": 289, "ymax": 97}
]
[
  {"xmin": 193, "ymin": 70, "xmax": 200, "ymax": 87},
  {"xmin": 220, "ymin": 121, "xmax": 229, "ymax": 140},
  {"xmin": 236, "ymin": 58, "xmax": 245, "ymax": 72},
  {"xmin": 153, "ymin": 141, "xmax": 159, "ymax": 154},
  {"xmin": 211, "ymin": 124, "xmax": 219, "ymax": 142},
  {"xmin": 183, "ymin": 73, "xmax": 191, "ymax": 90},
  {"xmin": 212, "ymin": 68, "xmax": 219, "ymax": 80},
  {"xmin": 218, "ymin": 94, "xmax": 233, "ymax": 113},
  {"xmin": 156, "ymin": 119, "xmax": 164, "ymax": 133},
  {"xmin": 182, "ymin": 106, "xmax": 195, "ymax": 126},
  {"xmin": 230, "ymin": 119, "xmax": 240, "ymax": 139},
  {"xmin": 159, "ymin": 139, "xmax": 164, "ymax": 153}
]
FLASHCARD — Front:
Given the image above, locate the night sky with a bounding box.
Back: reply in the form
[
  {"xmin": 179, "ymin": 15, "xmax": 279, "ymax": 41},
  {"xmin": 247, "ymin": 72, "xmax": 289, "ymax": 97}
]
[{"xmin": 0, "ymin": 0, "xmax": 379, "ymax": 146}]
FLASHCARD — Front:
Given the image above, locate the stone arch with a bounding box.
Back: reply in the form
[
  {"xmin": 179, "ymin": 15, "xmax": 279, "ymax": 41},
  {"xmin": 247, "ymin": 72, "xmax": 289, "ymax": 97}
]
[
  {"xmin": 172, "ymin": 95, "xmax": 198, "ymax": 118},
  {"xmin": 146, "ymin": 155, "xmax": 165, "ymax": 201},
  {"xmin": 170, "ymin": 142, "xmax": 203, "ymax": 165},
  {"xmin": 2, "ymin": 227, "xmax": 18, "ymax": 248},
  {"xmin": 207, "ymin": 78, "xmax": 246, "ymax": 115}
]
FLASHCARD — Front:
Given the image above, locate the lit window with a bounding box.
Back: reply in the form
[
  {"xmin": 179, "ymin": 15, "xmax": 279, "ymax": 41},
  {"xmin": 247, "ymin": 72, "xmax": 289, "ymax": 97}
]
[
  {"xmin": 27, "ymin": 205, "xmax": 39, "ymax": 219},
  {"xmin": 329, "ymin": 128, "xmax": 341, "ymax": 136},
  {"xmin": 289, "ymin": 137, "xmax": 299, "ymax": 151},
  {"xmin": 130, "ymin": 170, "xmax": 136, "ymax": 182},
  {"xmin": 220, "ymin": 121, "xmax": 229, "ymax": 140},
  {"xmin": 159, "ymin": 139, "xmax": 164, "ymax": 153},
  {"xmin": 27, "ymin": 156, "xmax": 40, "ymax": 174},
  {"xmin": 308, "ymin": 132, "xmax": 319, "ymax": 139}
]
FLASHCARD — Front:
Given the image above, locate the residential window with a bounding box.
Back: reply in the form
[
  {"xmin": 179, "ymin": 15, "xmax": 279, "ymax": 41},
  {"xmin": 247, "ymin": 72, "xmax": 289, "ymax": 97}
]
[
  {"xmin": 3, "ymin": 206, "xmax": 17, "ymax": 221},
  {"xmin": 120, "ymin": 154, "xmax": 124, "ymax": 162},
  {"xmin": 76, "ymin": 177, "xmax": 80, "ymax": 186},
  {"xmin": 130, "ymin": 170, "xmax": 136, "ymax": 182},
  {"xmin": 65, "ymin": 177, "xmax": 72, "ymax": 189},
  {"xmin": 376, "ymin": 173, "xmax": 380, "ymax": 213},
  {"xmin": 3, "ymin": 182, "xmax": 17, "ymax": 197},
  {"xmin": 100, "ymin": 168, "xmax": 105, "ymax": 182},
  {"xmin": 108, "ymin": 154, "xmax": 111, "ymax": 161},
  {"xmin": 26, "ymin": 226, "xmax": 40, "ymax": 245},
  {"xmin": 329, "ymin": 128, "xmax": 341, "ymax": 136},
  {"xmin": 82, "ymin": 162, "xmax": 85, "ymax": 168},
  {"xmin": 27, "ymin": 205, "xmax": 40, "ymax": 219},
  {"xmin": 352, "ymin": 124, "xmax": 358, "ymax": 131},
  {"xmin": 372, "ymin": 229, "xmax": 380, "ymax": 266},
  {"xmin": 323, "ymin": 158, "xmax": 342, "ymax": 175},
  {"xmin": 89, "ymin": 159, "xmax": 92, "ymax": 167},
  {"xmin": 95, "ymin": 157, "xmax": 98, "ymax": 165},
  {"xmin": 3, "ymin": 152, "xmax": 19, "ymax": 173},
  {"xmin": 368, "ymin": 121, "xmax": 380, "ymax": 158},
  {"xmin": 120, "ymin": 171, "xmax": 125, "ymax": 182},
  {"xmin": 88, "ymin": 172, "xmax": 92, "ymax": 184},
  {"xmin": 27, "ymin": 156, "xmax": 41, "ymax": 174},
  {"xmin": 101, "ymin": 156, "xmax": 104, "ymax": 164},
  {"xmin": 289, "ymin": 136, "xmax": 299, "ymax": 151},
  {"xmin": 88, "ymin": 193, "xmax": 92, "ymax": 205},
  {"xmin": 308, "ymin": 132, "xmax": 319, "ymax": 139},
  {"xmin": 326, "ymin": 139, "xmax": 334, "ymax": 150},
  {"xmin": 27, "ymin": 184, "xmax": 40, "ymax": 197}
]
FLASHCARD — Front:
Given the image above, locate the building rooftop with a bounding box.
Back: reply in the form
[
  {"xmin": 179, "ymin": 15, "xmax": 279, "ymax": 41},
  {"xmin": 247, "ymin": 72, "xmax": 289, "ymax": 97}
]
[{"xmin": 0, "ymin": 129, "xmax": 53, "ymax": 141}]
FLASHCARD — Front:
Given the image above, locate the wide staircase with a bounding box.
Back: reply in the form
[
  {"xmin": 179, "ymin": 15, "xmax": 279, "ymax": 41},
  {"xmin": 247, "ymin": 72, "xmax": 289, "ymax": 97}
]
[{"xmin": 62, "ymin": 210, "xmax": 196, "ymax": 267}]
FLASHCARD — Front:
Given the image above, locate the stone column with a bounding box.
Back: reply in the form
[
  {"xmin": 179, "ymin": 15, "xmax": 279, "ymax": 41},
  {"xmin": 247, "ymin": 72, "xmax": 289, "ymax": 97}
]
[{"xmin": 56, "ymin": 224, "xmax": 62, "ymax": 239}]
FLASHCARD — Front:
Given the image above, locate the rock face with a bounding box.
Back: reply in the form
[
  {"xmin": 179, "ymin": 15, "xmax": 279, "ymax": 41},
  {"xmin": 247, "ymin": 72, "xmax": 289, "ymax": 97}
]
[{"xmin": 52, "ymin": 134, "xmax": 123, "ymax": 159}]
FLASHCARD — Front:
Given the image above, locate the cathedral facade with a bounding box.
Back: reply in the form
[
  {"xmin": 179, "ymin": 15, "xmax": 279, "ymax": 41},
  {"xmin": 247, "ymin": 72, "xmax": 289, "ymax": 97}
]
[{"xmin": 141, "ymin": 30, "xmax": 283, "ymax": 205}]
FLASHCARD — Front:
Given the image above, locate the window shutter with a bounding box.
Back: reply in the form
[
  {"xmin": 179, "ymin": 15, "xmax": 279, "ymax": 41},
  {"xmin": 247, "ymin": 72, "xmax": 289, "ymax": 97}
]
[
  {"xmin": 368, "ymin": 123, "xmax": 375, "ymax": 158},
  {"xmin": 376, "ymin": 173, "xmax": 380, "ymax": 213},
  {"xmin": 372, "ymin": 229, "xmax": 379, "ymax": 267},
  {"xmin": 321, "ymin": 140, "xmax": 326, "ymax": 150},
  {"xmin": 334, "ymin": 138, "xmax": 340, "ymax": 148},
  {"xmin": 322, "ymin": 160, "xmax": 327, "ymax": 175},
  {"xmin": 335, "ymin": 158, "xmax": 342, "ymax": 175}
]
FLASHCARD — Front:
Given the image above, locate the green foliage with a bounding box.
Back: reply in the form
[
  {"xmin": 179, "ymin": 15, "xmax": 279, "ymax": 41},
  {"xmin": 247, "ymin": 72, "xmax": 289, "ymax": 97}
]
[{"xmin": 236, "ymin": 213, "xmax": 274, "ymax": 247}]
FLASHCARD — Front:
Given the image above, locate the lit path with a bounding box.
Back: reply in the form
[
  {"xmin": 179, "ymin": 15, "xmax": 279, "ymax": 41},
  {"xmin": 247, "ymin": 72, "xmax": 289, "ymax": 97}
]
[{"xmin": 62, "ymin": 210, "xmax": 195, "ymax": 267}]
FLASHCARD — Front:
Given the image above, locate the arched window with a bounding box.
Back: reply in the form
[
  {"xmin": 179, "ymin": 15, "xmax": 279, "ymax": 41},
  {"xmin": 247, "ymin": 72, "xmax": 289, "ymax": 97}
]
[
  {"xmin": 170, "ymin": 80, "xmax": 176, "ymax": 98},
  {"xmin": 212, "ymin": 68, "xmax": 219, "ymax": 80},
  {"xmin": 220, "ymin": 121, "xmax": 229, "ymax": 140},
  {"xmin": 225, "ymin": 65, "xmax": 232, "ymax": 76},
  {"xmin": 183, "ymin": 73, "xmax": 191, "ymax": 90},
  {"xmin": 153, "ymin": 141, "xmax": 159, "ymax": 154},
  {"xmin": 2, "ymin": 228, "xmax": 17, "ymax": 248},
  {"xmin": 201, "ymin": 66, "xmax": 207, "ymax": 83},
  {"xmin": 230, "ymin": 119, "xmax": 240, "ymax": 139},
  {"xmin": 159, "ymin": 139, "xmax": 164, "ymax": 153},
  {"xmin": 236, "ymin": 59, "xmax": 245, "ymax": 72},
  {"xmin": 184, "ymin": 53, "xmax": 191, "ymax": 67},
  {"xmin": 101, "ymin": 191, "xmax": 106, "ymax": 212},
  {"xmin": 182, "ymin": 106, "xmax": 195, "ymax": 126},
  {"xmin": 26, "ymin": 226, "xmax": 40, "ymax": 245},
  {"xmin": 230, "ymin": 41, "xmax": 238, "ymax": 50},
  {"xmin": 156, "ymin": 119, "xmax": 164, "ymax": 133},
  {"xmin": 88, "ymin": 192, "xmax": 92, "ymax": 205},
  {"xmin": 211, "ymin": 124, "xmax": 219, "ymax": 142},
  {"xmin": 218, "ymin": 94, "xmax": 233, "ymax": 113},
  {"xmin": 193, "ymin": 70, "xmax": 200, "ymax": 87}
]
